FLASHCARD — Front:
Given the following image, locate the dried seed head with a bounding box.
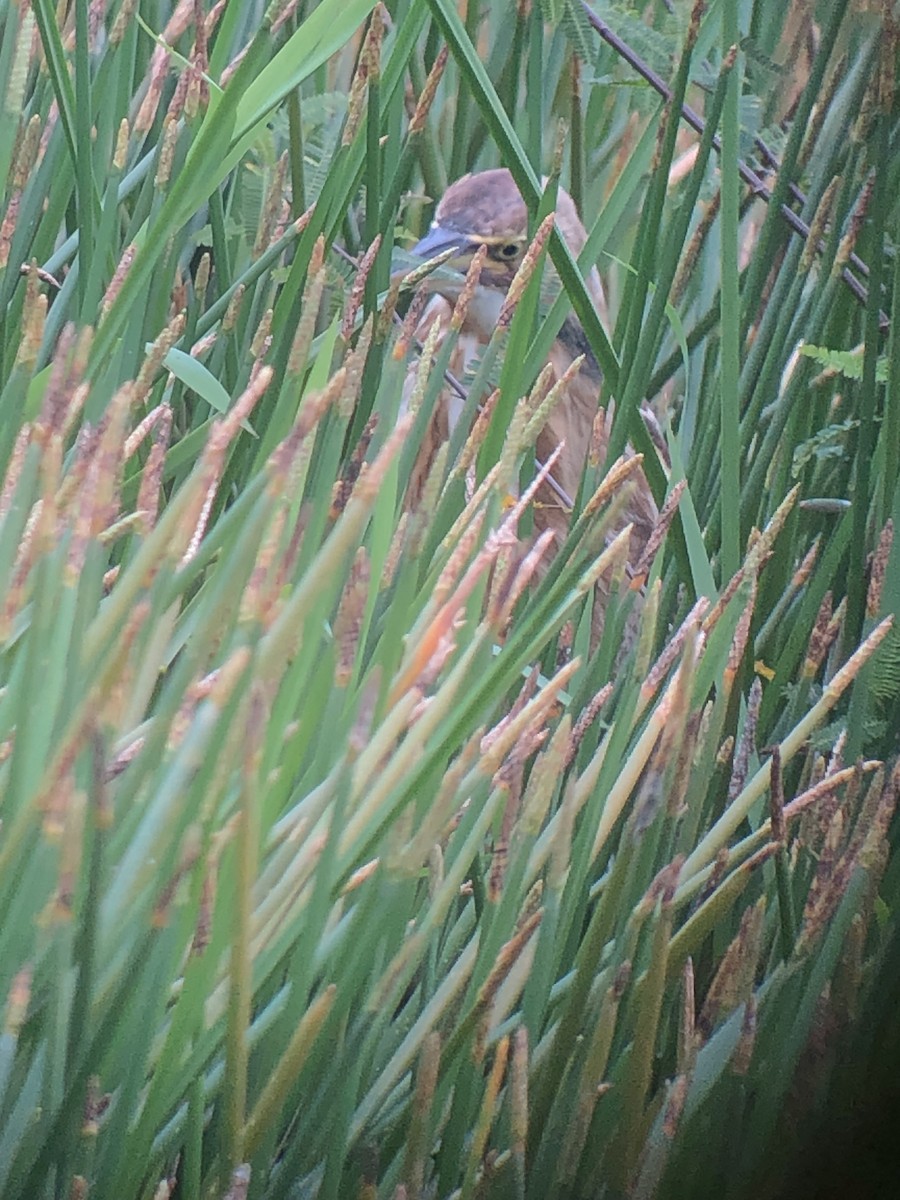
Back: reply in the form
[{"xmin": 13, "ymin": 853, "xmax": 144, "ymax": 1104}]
[
  {"xmin": 731, "ymin": 994, "xmax": 757, "ymax": 1076},
  {"xmin": 66, "ymin": 385, "xmax": 134, "ymax": 581},
  {"xmin": 801, "ymin": 175, "xmax": 840, "ymax": 272},
  {"xmin": 660, "ymin": 647, "xmax": 703, "ymax": 824},
  {"xmin": 698, "ymin": 898, "xmax": 765, "ymax": 1037},
  {"xmin": 5, "ymin": 13, "xmax": 33, "ymax": 135},
  {"xmin": 567, "ymin": 685, "xmax": 613, "ymax": 769},
  {"xmin": 155, "ymin": 116, "xmax": 179, "ymax": 188},
  {"xmin": 651, "ymin": 94, "xmax": 669, "ymax": 176},
  {"xmin": 191, "ymin": 861, "xmax": 217, "ymax": 956},
  {"xmin": 250, "ymin": 306, "xmax": 274, "ymax": 362},
  {"xmin": 178, "ymin": 371, "xmax": 272, "ymax": 566},
  {"xmin": 333, "ymin": 547, "xmax": 370, "ymax": 687},
  {"xmin": 14, "ymin": 114, "xmax": 42, "ymax": 191},
  {"xmin": 343, "ymin": 12, "xmax": 380, "ymax": 147},
  {"xmin": 725, "ymin": 578, "xmax": 757, "ymax": 688},
  {"xmin": 792, "ymin": 538, "xmax": 820, "ymax": 589},
  {"xmin": 835, "ymin": 173, "xmax": 874, "ymax": 273},
  {"xmin": 193, "ymin": 251, "xmax": 211, "ymax": 302},
  {"xmin": 727, "ymin": 677, "xmax": 761, "ymax": 803},
  {"xmin": 185, "ymin": 5, "xmax": 210, "ymax": 119},
  {"xmin": 688, "ymin": 0, "xmax": 707, "ymax": 47},
  {"xmin": 400, "ymin": 313, "xmax": 442, "ymax": 420},
  {"xmin": 14, "ymin": 267, "xmax": 46, "ymax": 370},
  {"xmin": 878, "ymin": 2, "xmax": 897, "ymax": 113},
  {"xmin": 499, "ymin": 213, "xmax": 555, "ymax": 327},
  {"xmin": 37, "ymin": 324, "xmax": 92, "ymax": 442},
  {"xmin": 472, "ymin": 915, "xmax": 542, "ymax": 1046},
  {"xmin": 673, "ymin": 190, "xmax": 720, "ymax": 304},
  {"xmin": 135, "ymin": 47, "xmax": 171, "ymax": 134},
  {"xmin": 433, "ymin": 504, "xmax": 488, "ymax": 607},
  {"xmin": 489, "ymin": 770, "xmax": 522, "ymax": 900},
  {"xmin": 253, "ymin": 153, "xmax": 288, "ymax": 259},
  {"xmin": 269, "ymin": 0, "xmax": 301, "ymax": 37},
  {"xmin": 702, "ymin": 563, "xmax": 746, "ymax": 635},
  {"xmin": 522, "ymin": 356, "xmax": 585, "ymax": 447},
  {"xmin": 342, "ymin": 317, "xmax": 374, "ymax": 416},
  {"xmin": 804, "ymin": 590, "xmax": 835, "ymax": 677},
  {"xmin": 580, "ymin": 453, "xmax": 645, "ymax": 522},
  {"xmin": 867, "ymin": 519, "xmax": 893, "ymax": 618},
  {"xmin": 113, "ymin": 118, "xmax": 130, "ymax": 172},
  {"xmin": 331, "ymin": 415, "xmax": 378, "ymax": 519},
  {"xmin": 0, "ymin": 426, "xmax": 32, "ymax": 523},
  {"xmin": 797, "ymin": 807, "xmax": 850, "ymax": 953},
  {"xmin": 678, "ymin": 958, "xmax": 696, "ymax": 1068},
  {"xmin": 496, "ymin": 398, "xmax": 529, "ymax": 494},
  {"xmin": 110, "ymin": 0, "xmax": 138, "ymax": 43},
  {"xmin": 716, "ymin": 736, "xmax": 734, "ymax": 768},
  {"xmin": 749, "ymin": 486, "xmax": 799, "ymax": 568},
  {"xmin": 633, "ymin": 478, "xmax": 686, "ymax": 585},
  {"xmin": 222, "ymin": 283, "xmax": 245, "ymax": 333},
  {"xmin": 409, "ymin": 45, "xmax": 448, "ymax": 136},
  {"xmin": 645, "ymin": 857, "xmax": 683, "ymax": 907},
  {"xmin": 402, "ymin": 445, "xmax": 447, "ymax": 554},
  {"xmin": 768, "ymin": 744, "xmax": 785, "ymax": 843},
  {"xmin": 450, "ymin": 243, "xmax": 489, "ymax": 333},
  {"xmin": 135, "ymin": 312, "xmax": 186, "ymax": 403},
  {"xmin": 0, "ymin": 197, "xmax": 18, "ymax": 272},
  {"xmin": 4, "ymin": 966, "xmax": 33, "ymax": 1036},
  {"xmin": 859, "ymin": 761, "xmax": 900, "ymax": 874},
  {"xmin": 527, "ymin": 362, "xmax": 556, "ymax": 414},
  {"xmin": 455, "ymin": 389, "xmax": 499, "ymax": 478},
  {"xmin": 642, "ymin": 600, "xmax": 708, "ymax": 704},
  {"xmin": 380, "ymin": 511, "xmax": 408, "ymax": 591},
  {"xmin": 348, "ymin": 411, "xmax": 413, "ymax": 512},
  {"xmin": 240, "ymin": 507, "xmax": 288, "ymax": 628},
  {"xmin": 366, "ymin": 3, "xmax": 386, "ymax": 84},
  {"xmin": 852, "ymin": 63, "xmax": 878, "ymax": 145},
  {"xmin": 342, "ymin": 234, "xmax": 382, "ymax": 340},
  {"xmin": 491, "ymin": 529, "xmax": 555, "ymax": 631},
  {"xmin": 824, "ymin": 614, "xmax": 893, "ymax": 702},
  {"xmin": 392, "ymin": 287, "xmax": 432, "ymax": 362},
  {"xmin": 101, "ymin": 243, "xmax": 138, "ymax": 318},
  {"xmin": 288, "ymin": 253, "xmax": 327, "ymax": 376},
  {"xmin": 135, "ymin": 407, "xmax": 172, "ymax": 534},
  {"xmin": 663, "ymin": 1074, "xmax": 690, "ymax": 1139}
]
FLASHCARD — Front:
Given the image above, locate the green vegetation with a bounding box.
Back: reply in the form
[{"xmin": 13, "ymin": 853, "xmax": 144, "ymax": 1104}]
[{"xmin": 0, "ymin": 0, "xmax": 897, "ymax": 1197}]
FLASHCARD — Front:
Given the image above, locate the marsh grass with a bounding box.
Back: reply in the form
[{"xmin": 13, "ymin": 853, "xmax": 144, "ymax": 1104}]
[{"xmin": 0, "ymin": 0, "xmax": 898, "ymax": 1197}]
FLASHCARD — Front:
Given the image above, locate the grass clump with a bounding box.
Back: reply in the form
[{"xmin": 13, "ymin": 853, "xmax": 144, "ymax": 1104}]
[{"xmin": 0, "ymin": 1, "xmax": 898, "ymax": 1197}]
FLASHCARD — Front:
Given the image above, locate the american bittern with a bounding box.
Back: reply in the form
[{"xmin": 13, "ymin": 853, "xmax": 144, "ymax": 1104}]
[{"xmin": 404, "ymin": 168, "xmax": 660, "ymax": 624}]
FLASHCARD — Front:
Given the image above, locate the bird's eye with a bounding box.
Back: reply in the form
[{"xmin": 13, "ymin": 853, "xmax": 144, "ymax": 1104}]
[{"xmin": 499, "ymin": 243, "xmax": 520, "ymax": 259}]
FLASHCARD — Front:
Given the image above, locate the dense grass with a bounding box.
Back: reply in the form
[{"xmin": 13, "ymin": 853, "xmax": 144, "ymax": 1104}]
[{"xmin": 0, "ymin": 0, "xmax": 898, "ymax": 1197}]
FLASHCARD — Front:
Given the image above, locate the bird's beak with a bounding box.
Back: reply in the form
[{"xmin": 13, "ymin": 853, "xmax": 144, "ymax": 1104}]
[
  {"xmin": 390, "ymin": 226, "xmax": 475, "ymax": 293},
  {"xmin": 409, "ymin": 225, "xmax": 475, "ymax": 262}
]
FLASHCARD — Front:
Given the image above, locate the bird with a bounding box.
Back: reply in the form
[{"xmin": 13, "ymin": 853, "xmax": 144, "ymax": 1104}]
[{"xmin": 402, "ymin": 168, "xmax": 660, "ymax": 635}]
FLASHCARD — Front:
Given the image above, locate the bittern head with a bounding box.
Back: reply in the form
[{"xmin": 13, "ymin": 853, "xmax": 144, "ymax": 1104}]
[
  {"xmin": 408, "ymin": 167, "xmax": 605, "ymax": 346},
  {"xmin": 412, "ymin": 168, "xmax": 529, "ymax": 289},
  {"xmin": 408, "ymin": 167, "xmax": 605, "ymax": 374},
  {"xmin": 411, "ymin": 168, "xmax": 591, "ymax": 291}
]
